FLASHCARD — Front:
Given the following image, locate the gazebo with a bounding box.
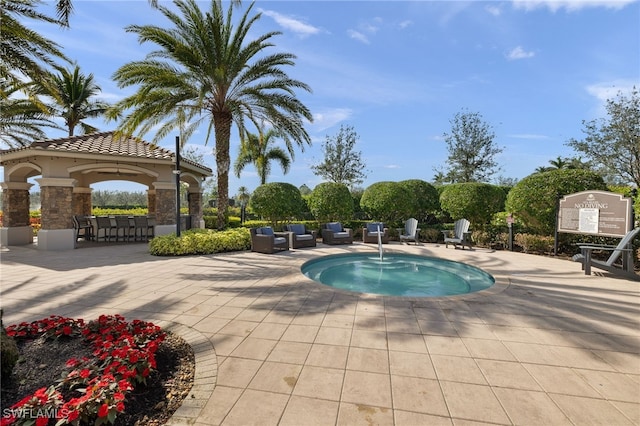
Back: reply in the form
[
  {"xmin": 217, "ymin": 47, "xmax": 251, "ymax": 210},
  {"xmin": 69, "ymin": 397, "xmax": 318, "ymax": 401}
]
[{"xmin": 0, "ymin": 131, "xmax": 213, "ymax": 250}]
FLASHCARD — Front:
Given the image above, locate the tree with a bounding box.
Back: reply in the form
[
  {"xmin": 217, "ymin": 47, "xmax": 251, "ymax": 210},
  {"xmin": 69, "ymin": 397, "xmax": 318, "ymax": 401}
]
[
  {"xmin": 307, "ymin": 182, "xmax": 353, "ymax": 223},
  {"xmin": 567, "ymin": 87, "xmax": 640, "ymax": 188},
  {"xmin": 298, "ymin": 184, "xmax": 312, "ymax": 195},
  {"xmin": 506, "ymin": 169, "xmax": 607, "ymax": 235},
  {"xmin": 398, "ymin": 179, "xmax": 440, "ymax": 223},
  {"xmin": 36, "ymin": 64, "xmax": 110, "ymax": 136},
  {"xmin": 249, "ymin": 182, "xmax": 304, "ymax": 225},
  {"xmin": 311, "ymin": 125, "xmax": 368, "ymax": 188},
  {"xmin": 234, "ymin": 128, "xmax": 291, "ymax": 185},
  {"xmin": 437, "ymin": 109, "xmax": 503, "ymax": 183},
  {"xmin": 0, "ymin": 80, "xmax": 61, "ymax": 148},
  {"xmin": 1, "ymin": 0, "xmax": 70, "ymax": 90},
  {"xmin": 534, "ymin": 156, "xmax": 591, "ymax": 173},
  {"xmin": 110, "ymin": 0, "xmax": 312, "ymax": 229},
  {"xmin": 439, "ymin": 183, "xmax": 506, "ymax": 229},
  {"xmin": 360, "ymin": 182, "xmax": 413, "ymax": 225}
]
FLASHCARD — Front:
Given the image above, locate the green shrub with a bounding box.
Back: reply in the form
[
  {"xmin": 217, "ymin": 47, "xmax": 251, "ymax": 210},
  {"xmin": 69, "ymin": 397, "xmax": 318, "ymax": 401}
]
[
  {"xmin": 1, "ymin": 310, "xmax": 18, "ymax": 378},
  {"xmin": 439, "ymin": 183, "xmax": 506, "ymax": 229},
  {"xmin": 149, "ymin": 228, "xmax": 251, "ymax": 256},
  {"xmin": 398, "ymin": 179, "xmax": 440, "ymax": 223},
  {"xmin": 360, "ymin": 181, "xmax": 412, "ymax": 225},
  {"xmin": 249, "ymin": 183, "xmax": 305, "ymax": 226},
  {"xmin": 506, "ymin": 169, "xmax": 607, "ymax": 235},
  {"xmin": 308, "ymin": 182, "xmax": 354, "ymax": 223},
  {"xmin": 514, "ymin": 233, "xmax": 555, "ymax": 254}
]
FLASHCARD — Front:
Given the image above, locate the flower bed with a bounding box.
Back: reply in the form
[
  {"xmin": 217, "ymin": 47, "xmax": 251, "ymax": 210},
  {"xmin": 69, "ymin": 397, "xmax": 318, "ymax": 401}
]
[{"xmin": 3, "ymin": 315, "xmax": 165, "ymax": 426}]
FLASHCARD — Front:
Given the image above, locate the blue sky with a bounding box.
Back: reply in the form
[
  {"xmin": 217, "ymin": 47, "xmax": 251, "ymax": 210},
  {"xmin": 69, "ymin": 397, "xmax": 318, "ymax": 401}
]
[{"xmin": 21, "ymin": 0, "xmax": 640, "ymax": 197}]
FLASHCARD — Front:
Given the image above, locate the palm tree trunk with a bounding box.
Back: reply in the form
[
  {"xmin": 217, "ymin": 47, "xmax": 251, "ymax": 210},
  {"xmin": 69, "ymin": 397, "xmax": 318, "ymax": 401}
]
[{"xmin": 214, "ymin": 112, "xmax": 233, "ymax": 230}]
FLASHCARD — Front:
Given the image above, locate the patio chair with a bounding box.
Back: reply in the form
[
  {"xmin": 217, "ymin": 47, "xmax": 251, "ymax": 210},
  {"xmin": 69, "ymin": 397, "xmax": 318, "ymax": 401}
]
[
  {"xmin": 574, "ymin": 227, "xmax": 640, "ymax": 281},
  {"xmin": 115, "ymin": 215, "xmax": 135, "ymax": 242},
  {"xmin": 95, "ymin": 216, "xmax": 116, "ymax": 242},
  {"xmin": 442, "ymin": 218, "xmax": 472, "ymax": 249},
  {"xmin": 362, "ymin": 222, "xmax": 389, "ymax": 244},
  {"xmin": 134, "ymin": 216, "xmax": 155, "ymax": 241},
  {"xmin": 396, "ymin": 218, "xmax": 420, "ymax": 245},
  {"xmin": 73, "ymin": 215, "xmax": 93, "ymax": 241},
  {"xmin": 250, "ymin": 227, "xmax": 290, "ymax": 254},
  {"xmin": 321, "ymin": 222, "xmax": 353, "ymax": 245},
  {"xmin": 284, "ymin": 224, "xmax": 317, "ymax": 249}
]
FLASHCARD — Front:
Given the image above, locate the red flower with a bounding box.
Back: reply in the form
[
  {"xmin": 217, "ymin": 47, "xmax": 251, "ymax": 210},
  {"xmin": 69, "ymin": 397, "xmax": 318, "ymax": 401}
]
[
  {"xmin": 66, "ymin": 358, "xmax": 79, "ymax": 368},
  {"xmin": 113, "ymin": 392, "xmax": 125, "ymax": 401},
  {"xmin": 116, "ymin": 401, "xmax": 125, "ymax": 412},
  {"xmin": 98, "ymin": 403, "xmax": 110, "ymax": 418},
  {"xmin": 80, "ymin": 368, "xmax": 91, "ymax": 378},
  {"xmin": 0, "ymin": 416, "xmax": 16, "ymax": 425},
  {"xmin": 62, "ymin": 325, "xmax": 72, "ymax": 335},
  {"xmin": 35, "ymin": 417, "xmax": 48, "ymax": 426}
]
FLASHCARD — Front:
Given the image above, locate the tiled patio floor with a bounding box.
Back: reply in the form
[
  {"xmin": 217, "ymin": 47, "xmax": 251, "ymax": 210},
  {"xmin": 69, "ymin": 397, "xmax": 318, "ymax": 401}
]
[{"xmin": 1, "ymin": 241, "xmax": 638, "ymax": 425}]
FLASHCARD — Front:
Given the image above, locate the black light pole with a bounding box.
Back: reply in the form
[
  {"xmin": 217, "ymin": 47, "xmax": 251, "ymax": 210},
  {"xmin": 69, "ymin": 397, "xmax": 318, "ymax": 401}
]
[{"xmin": 175, "ymin": 136, "xmax": 181, "ymax": 237}]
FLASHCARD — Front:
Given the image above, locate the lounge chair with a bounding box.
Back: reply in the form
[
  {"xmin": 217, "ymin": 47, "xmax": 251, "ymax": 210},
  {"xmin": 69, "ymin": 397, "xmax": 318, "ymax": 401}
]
[
  {"xmin": 250, "ymin": 227, "xmax": 290, "ymax": 254},
  {"xmin": 442, "ymin": 218, "xmax": 472, "ymax": 249},
  {"xmin": 284, "ymin": 224, "xmax": 317, "ymax": 249},
  {"xmin": 396, "ymin": 218, "xmax": 420, "ymax": 245},
  {"xmin": 575, "ymin": 227, "xmax": 640, "ymax": 281},
  {"xmin": 362, "ymin": 222, "xmax": 389, "ymax": 244},
  {"xmin": 321, "ymin": 222, "xmax": 353, "ymax": 245}
]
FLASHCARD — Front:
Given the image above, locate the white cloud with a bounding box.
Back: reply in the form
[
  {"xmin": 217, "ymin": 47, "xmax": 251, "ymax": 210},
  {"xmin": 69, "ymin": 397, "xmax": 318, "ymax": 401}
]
[
  {"xmin": 511, "ymin": 0, "xmax": 637, "ymax": 12},
  {"xmin": 312, "ymin": 108, "xmax": 354, "ymax": 131},
  {"xmin": 507, "ymin": 134, "xmax": 550, "ymax": 139},
  {"xmin": 259, "ymin": 9, "xmax": 322, "ymax": 37},
  {"xmin": 398, "ymin": 20, "xmax": 413, "ymax": 29},
  {"xmin": 384, "ymin": 164, "xmax": 400, "ymax": 169},
  {"xmin": 486, "ymin": 5, "xmax": 503, "ymax": 16},
  {"xmin": 348, "ymin": 30, "xmax": 370, "ymax": 44},
  {"xmin": 586, "ymin": 80, "xmax": 637, "ymax": 102},
  {"xmin": 506, "ymin": 46, "xmax": 535, "ymax": 60}
]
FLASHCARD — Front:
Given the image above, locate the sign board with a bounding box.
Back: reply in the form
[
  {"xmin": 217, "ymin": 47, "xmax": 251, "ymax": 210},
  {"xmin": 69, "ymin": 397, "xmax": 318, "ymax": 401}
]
[{"xmin": 557, "ymin": 190, "xmax": 632, "ymax": 238}]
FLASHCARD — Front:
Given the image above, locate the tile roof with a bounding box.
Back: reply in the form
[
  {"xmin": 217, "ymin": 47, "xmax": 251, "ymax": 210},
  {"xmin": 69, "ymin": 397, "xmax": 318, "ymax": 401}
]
[{"xmin": 1, "ymin": 131, "xmax": 212, "ymax": 173}]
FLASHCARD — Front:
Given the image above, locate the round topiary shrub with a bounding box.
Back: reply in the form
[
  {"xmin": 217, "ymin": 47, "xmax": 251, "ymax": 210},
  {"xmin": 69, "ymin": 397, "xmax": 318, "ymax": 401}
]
[
  {"xmin": 505, "ymin": 169, "xmax": 607, "ymax": 235},
  {"xmin": 398, "ymin": 179, "xmax": 440, "ymax": 222},
  {"xmin": 249, "ymin": 182, "xmax": 305, "ymax": 225},
  {"xmin": 360, "ymin": 181, "xmax": 413, "ymax": 225},
  {"xmin": 439, "ymin": 182, "xmax": 506, "ymax": 229},
  {"xmin": 308, "ymin": 182, "xmax": 354, "ymax": 223}
]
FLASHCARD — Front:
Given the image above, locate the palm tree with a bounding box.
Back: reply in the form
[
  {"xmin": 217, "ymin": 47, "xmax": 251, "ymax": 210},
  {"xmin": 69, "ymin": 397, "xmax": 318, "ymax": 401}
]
[
  {"xmin": 109, "ymin": 0, "xmax": 312, "ymax": 229},
  {"xmin": 37, "ymin": 64, "xmax": 110, "ymax": 136},
  {"xmin": 1, "ymin": 0, "xmax": 71, "ymax": 92},
  {"xmin": 0, "ymin": 80, "xmax": 62, "ymax": 148},
  {"xmin": 234, "ymin": 128, "xmax": 292, "ymax": 184}
]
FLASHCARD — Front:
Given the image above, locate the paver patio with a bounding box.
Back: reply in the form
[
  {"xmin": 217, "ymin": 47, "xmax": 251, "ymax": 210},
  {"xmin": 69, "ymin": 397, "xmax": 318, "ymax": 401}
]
[{"xmin": 1, "ymin": 241, "xmax": 638, "ymax": 425}]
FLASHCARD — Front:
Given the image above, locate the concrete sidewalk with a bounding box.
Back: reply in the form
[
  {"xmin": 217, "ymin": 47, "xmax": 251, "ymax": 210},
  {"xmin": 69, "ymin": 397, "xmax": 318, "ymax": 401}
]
[{"xmin": 1, "ymin": 241, "xmax": 638, "ymax": 425}]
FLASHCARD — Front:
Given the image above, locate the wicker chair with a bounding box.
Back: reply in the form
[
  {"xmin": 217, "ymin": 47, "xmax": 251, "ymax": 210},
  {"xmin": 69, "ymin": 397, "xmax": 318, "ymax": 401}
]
[
  {"xmin": 250, "ymin": 227, "xmax": 290, "ymax": 254},
  {"xmin": 321, "ymin": 222, "xmax": 353, "ymax": 245},
  {"xmin": 362, "ymin": 222, "xmax": 389, "ymax": 244},
  {"xmin": 284, "ymin": 224, "xmax": 317, "ymax": 249}
]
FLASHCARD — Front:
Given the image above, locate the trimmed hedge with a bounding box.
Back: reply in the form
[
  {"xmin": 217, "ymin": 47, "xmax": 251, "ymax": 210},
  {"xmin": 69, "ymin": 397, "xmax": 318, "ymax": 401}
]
[{"xmin": 149, "ymin": 228, "xmax": 250, "ymax": 256}]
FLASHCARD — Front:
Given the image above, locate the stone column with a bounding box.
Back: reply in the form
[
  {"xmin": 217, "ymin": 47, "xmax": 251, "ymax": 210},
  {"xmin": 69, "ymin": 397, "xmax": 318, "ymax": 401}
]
[
  {"xmin": 147, "ymin": 189, "xmax": 156, "ymax": 216},
  {"xmin": 73, "ymin": 187, "xmax": 92, "ymax": 216},
  {"xmin": 36, "ymin": 177, "xmax": 76, "ymax": 250},
  {"xmin": 152, "ymin": 182, "xmax": 176, "ymax": 236},
  {"xmin": 0, "ymin": 181, "xmax": 34, "ymax": 246},
  {"xmin": 188, "ymin": 190, "xmax": 204, "ymax": 229}
]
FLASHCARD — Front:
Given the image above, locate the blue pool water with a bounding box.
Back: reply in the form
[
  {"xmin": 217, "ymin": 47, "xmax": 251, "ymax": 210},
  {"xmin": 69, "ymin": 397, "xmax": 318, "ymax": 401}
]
[{"xmin": 301, "ymin": 253, "xmax": 494, "ymax": 297}]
